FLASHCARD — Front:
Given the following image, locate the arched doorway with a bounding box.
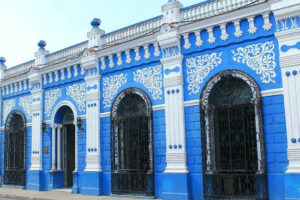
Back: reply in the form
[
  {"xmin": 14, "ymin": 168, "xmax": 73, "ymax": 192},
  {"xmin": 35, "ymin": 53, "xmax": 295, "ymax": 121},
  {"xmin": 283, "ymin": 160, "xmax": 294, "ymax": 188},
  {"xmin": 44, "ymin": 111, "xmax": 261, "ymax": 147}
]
[
  {"xmin": 4, "ymin": 110, "xmax": 26, "ymax": 186},
  {"xmin": 51, "ymin": 103, "xmax": 77, "ymax": 189},
  {"xmin": 111, "ymin": 88, "xmax": 154, "ymax": 196},
  {"xmin": 200, "ymin": 70, "xmax": 267, "ymax": 199},
  {"xmin": 61, "ymin": 108, "xmax": 75, "ymax": 187}
]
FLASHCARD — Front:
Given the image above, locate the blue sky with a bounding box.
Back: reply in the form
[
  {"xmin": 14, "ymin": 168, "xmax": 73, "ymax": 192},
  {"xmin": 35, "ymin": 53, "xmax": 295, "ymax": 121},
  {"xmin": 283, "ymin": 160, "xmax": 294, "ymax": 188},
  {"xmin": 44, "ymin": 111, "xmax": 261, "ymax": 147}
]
[{"xmin": 0, "ymin": 0, "xmax": 201, "ymax": 67}]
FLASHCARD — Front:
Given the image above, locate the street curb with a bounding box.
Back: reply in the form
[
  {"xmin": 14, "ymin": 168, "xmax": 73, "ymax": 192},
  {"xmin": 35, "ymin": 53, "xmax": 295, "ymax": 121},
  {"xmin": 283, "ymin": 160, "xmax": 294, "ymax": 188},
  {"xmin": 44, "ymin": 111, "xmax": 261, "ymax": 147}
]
[{"xmin": 0, "ymin": 193, "xmax": 54, "ymax": 200}]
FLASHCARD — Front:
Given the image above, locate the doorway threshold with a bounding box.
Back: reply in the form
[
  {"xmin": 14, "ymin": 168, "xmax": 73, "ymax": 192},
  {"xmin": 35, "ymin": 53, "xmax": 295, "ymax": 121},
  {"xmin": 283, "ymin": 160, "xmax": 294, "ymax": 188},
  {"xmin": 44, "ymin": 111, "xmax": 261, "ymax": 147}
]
[
  {"xmin": 2, "ymin": 185, "xmax": 26, "ymax": 190},
  {"xmin": 111, "ymin": 194, "xmax": 158, "ymax": 199},
  {"xmin": 53, "ymin": 188, "xmax": 72, "ymax": 193}
]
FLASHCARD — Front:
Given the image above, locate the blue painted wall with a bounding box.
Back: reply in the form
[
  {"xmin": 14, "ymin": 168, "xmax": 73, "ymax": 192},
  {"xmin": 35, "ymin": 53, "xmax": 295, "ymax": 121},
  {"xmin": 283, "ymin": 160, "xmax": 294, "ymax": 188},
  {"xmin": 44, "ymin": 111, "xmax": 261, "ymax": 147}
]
[
  {"xmin": 262, "ymin": 95, "xmax": 288, "ymax": 199},
  {"xmin": 185, "ymin": 105, "xmax": 203, "ymax": 200}
]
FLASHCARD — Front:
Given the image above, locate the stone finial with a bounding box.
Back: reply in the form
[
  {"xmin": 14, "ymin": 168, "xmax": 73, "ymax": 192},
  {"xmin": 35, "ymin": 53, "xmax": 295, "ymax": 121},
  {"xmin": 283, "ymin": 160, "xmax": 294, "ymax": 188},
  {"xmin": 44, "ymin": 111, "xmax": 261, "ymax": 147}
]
[
  {"xmin": 35, "ymin": 40, "xmax": 49, "ymax": 67},
  {"xmin": 0, "ymin": 57, "xmax": 6, "ymax": 80},
  {"xmin": 38, "ymin": 40, "xmax": 47, "ymax": 50},
  {"xmin": 0, "ymin": 57, "xmax": 6, "ymax": 67},
  {"xmin": 91, "ymin": 18, "xmax": 101, "ymax": 29},
  {"xmin": 87, "ymin": 18, "xmax": 105, "ymax": 49}
]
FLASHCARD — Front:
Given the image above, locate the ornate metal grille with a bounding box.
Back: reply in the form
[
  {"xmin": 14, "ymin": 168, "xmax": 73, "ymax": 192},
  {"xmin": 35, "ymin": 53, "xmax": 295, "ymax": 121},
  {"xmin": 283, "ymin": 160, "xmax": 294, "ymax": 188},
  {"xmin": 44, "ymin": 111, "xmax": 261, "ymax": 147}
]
[
  {"xmin": 111, "ymin": 88, "xmax": 154, "ymax": 196},
  {"xmin": 4, "ymin": 110, "xmax": 26, "ymax": 186},
  {"xmin": 200, "ymin": 70, "xmax": 267, "ymax": 199}
]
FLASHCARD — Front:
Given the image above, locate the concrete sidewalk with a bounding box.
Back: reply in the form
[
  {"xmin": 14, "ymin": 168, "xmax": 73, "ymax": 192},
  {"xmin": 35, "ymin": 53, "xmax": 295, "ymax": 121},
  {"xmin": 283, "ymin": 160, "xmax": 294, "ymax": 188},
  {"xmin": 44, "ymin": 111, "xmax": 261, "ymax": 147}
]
[{"xmin": 0, "ymin": 188, "xmax": 153, "ymax": 200}]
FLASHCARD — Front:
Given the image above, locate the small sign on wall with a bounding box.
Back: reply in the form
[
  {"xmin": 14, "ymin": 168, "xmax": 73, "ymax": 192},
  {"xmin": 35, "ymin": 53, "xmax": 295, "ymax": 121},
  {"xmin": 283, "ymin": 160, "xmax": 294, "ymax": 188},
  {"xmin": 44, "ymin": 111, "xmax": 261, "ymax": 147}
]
[{"xmin": 44, "ymin": 146, "xmax": 49, "ymax": 154}]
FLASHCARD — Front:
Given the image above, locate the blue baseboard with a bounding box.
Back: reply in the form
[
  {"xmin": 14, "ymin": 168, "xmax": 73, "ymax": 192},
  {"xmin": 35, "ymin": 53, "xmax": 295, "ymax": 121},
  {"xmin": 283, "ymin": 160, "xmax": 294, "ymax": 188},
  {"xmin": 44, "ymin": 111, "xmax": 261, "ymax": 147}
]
[
  {"xmin": 285, "ymin": 173, "xmax": 300, "ymax": 199},
  {"xmin": 158, "ymin": 173, "xmax": 190, "ymax": 200},
  {"xmin": 79, "ymin": 171, "xmax": 103, "ymax": 195},
  {"xmin": 26, "ymin": 170, "xmax": 42, "ymax": 191},
  {"xmin": 72, "ymin": 171, "xmax": 79, "ymax": 194}
]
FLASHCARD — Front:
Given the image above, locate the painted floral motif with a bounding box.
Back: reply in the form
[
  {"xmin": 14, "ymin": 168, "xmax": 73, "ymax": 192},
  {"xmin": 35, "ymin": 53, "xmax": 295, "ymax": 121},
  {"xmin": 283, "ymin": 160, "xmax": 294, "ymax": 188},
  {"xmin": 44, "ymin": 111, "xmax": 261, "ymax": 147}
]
[
  {"xmin": 66, "ymin": 82, "xmax": 86, "ymax": 112},
  {"xmin": 186, "ymin": 52, "xmax": 223, "ymax": 95},
  {"xmin": 134, "ymin": 65, "xmax": 163, "ymax": 100},
  {"xmin": 3, "ymin": 99, "xmax": 15, "ymax": 124},
  {"xmin": 19, "ymin": 95, "xmax": 32, "ymax": 120},
  {"xmin": 103, "ymin": 73, "xmax": 127, "ymax": 108},
  {"xmin": 45, "ymin": 88, "xmax": 62, "ymax": 118},
  {"xmin": 232, "ymin": 41, "xmax": 276, "ymax": 84}
]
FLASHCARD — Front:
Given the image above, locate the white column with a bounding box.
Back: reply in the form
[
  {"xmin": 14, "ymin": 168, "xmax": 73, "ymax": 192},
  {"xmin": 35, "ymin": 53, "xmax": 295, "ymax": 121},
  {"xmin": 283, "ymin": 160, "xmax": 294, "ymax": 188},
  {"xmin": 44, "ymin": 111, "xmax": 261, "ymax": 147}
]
[
  {"xmin": 73, "ymin": 120, "xmax": 78, "ymax": 172},
  {"xmin": 57, "ymin": 124, "xmax": 62, "ymax": 170},
  {"xmin": 51, "ymin": 123, "xmax": 57, "ymax": 171}
]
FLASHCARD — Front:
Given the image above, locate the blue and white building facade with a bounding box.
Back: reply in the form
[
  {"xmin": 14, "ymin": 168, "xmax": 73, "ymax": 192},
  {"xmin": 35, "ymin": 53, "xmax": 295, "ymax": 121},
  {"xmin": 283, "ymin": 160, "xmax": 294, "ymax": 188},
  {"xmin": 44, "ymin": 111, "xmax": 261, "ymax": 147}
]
[{"xmin": 0, "ymin": 0, "xmax": 300, "ymax": 199}]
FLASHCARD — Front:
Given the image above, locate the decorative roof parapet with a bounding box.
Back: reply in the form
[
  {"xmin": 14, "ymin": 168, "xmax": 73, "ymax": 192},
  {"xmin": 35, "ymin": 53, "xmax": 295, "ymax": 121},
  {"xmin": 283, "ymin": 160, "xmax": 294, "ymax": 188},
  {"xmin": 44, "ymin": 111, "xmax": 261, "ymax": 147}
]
[
  {"xmin": 181, "ymin": 0, "xmax": 267, "ymax": 22},
  {"xmin": 3, "ymin": 0, "xmax": 268, "ymax": 79}
]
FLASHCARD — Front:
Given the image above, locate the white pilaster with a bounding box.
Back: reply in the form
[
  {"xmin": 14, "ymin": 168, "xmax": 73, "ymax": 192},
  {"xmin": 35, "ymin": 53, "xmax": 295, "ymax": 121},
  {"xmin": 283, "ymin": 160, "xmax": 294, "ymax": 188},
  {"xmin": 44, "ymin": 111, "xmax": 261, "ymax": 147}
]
[
  {"xmin": 81, "ymin": 52, "xmax": 102, "ymax": 172},
  {"xmin": 29, "ymin": 69, "xmax": 43, "ymax": 171},
  {"xmin": 157, "ymin": 27, "xmax": 188, "ymax": 173},
  {"xmin": 274, "ymin": 0, "xmax": 300, "ymax": 173}
]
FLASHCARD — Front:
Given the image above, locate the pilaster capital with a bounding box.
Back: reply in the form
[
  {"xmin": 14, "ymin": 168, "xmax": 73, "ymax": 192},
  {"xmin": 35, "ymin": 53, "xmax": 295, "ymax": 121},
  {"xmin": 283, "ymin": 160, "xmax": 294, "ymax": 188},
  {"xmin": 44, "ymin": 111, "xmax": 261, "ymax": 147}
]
[
  {"xmin": 50, "ymin": 123, "xmax": 57, "ymax": 129},
  {"xmin": 157, "ymin": 29, "xmax": 181, "ymax": 50}
]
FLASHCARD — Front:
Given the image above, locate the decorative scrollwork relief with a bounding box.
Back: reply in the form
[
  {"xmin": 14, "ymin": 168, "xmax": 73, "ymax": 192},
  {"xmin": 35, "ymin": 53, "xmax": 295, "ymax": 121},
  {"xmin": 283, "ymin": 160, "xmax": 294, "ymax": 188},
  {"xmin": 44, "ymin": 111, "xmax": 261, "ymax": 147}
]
[
  {"xmin": 186, "ymin": 52, "xmax": 223, "ymax": 95},
  {"xmin": 232, "ymin": 41, "xmax": 276, "ymax": 84},
  {"xmin": 66, "ymin": 82, "xmax": 86, "ymax": 112},
  {"xmin": 19, "ymin": 95, "xmax": 32, "ymax": 120},
  {"xmin": 134, "ymin": 65, "xmax": 163, "ymax": 100},
  {"xmin": 3, "ymin": 99, "xmax": 16, "ymax": 124},
  {"xmin": 45, "ymin": 88, "xmax": 62, "ymax": 118},
  {"xmin": 103, "ymin": 73, "xmax": 127, "ymax": 108},
  {"xmin": 162, "ymin": 46, "xmax": 179, "ymax": 58}
]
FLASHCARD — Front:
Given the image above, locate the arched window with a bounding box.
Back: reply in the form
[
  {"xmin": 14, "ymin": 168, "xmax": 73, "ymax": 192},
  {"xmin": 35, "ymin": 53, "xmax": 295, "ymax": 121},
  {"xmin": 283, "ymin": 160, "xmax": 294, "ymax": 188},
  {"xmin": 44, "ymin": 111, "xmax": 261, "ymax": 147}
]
[
  {"xmin": 4, "ymin": 110, "xmax": 26, "ymax": 186},
  {"xmin": 111, "ymin": 88, "xmax": 154, "ymax": 196},
  {"xmin": 200, "ymin": 70, "xmax": 267, "ymax": 199}
]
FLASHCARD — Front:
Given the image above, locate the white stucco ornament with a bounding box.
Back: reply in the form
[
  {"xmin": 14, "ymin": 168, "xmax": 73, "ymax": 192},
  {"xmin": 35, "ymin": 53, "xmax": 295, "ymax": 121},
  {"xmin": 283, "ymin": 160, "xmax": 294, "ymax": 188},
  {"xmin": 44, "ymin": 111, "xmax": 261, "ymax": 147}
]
[
  {"xmin": 19, "ymin": 95, "xmax": 33, "ymax": 120},
  {"xmin": 103, "ymin": 73, "xmax": 127, "ymax": 108},
  {"xmin": 232, "ymin": 41, "xmax": 276, "ymax": 84},
  {"xmin": 66, "ymin": 82, "xmax": 86, "ymax": 112},
  {"xmin": 134, "ymin": 65, "xmax": 163, "ymax": 100},
  {"xmin": 3, "ymin": 99, "xmax": 16, "ymax": 124},
  {"xmin": 45, "ymin": 88, "xmax": 62, "ymax": 118},
  {"xmin": 186, "ymin": 52, "xmax": 223, "ymax": 95}
]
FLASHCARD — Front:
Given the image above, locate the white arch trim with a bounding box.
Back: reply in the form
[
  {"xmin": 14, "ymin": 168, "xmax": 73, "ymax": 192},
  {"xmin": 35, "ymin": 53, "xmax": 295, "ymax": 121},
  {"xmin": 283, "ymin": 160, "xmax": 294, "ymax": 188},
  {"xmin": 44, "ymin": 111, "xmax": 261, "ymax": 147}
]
[
  {"xmin": 50, "ymin": 100, "xmax": 78, "ymax": 124},
  {"xmin": 50, "ymin": 100, "xmax": 79, "ymax": 172}
]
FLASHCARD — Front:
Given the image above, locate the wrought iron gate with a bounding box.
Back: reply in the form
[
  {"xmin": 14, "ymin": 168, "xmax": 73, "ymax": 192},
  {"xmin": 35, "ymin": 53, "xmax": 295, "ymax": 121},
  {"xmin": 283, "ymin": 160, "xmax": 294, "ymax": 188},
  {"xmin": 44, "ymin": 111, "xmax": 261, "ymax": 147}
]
[
  {"xmin": 111, "ymin": 88, "xmax": 154, "ymax": 196},
  {"xmin": 4, "ymin": 110, "xmax": 26, "ymax": 186},
  {"xmin": 200, "ymin": 70, "xmax": 267, "ymax": 199}
]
